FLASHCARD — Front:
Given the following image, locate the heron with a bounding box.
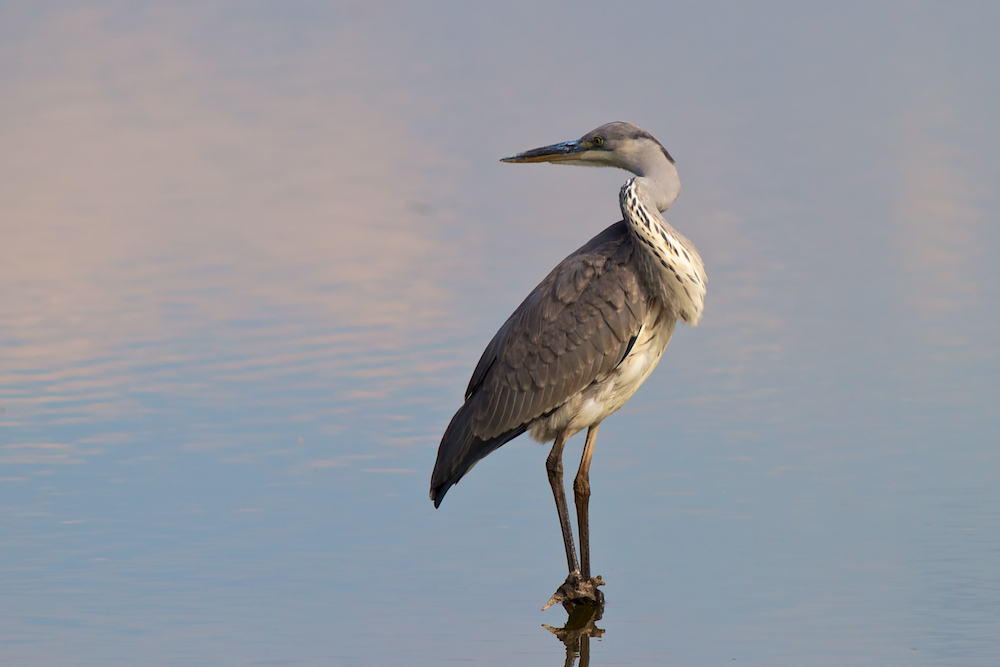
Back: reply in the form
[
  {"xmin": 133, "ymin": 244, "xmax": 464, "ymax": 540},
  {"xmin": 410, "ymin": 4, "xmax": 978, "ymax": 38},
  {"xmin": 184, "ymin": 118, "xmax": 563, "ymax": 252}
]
[{"xmin": 429, "ymin": 122, "xmax": 706, "ymax": 609}]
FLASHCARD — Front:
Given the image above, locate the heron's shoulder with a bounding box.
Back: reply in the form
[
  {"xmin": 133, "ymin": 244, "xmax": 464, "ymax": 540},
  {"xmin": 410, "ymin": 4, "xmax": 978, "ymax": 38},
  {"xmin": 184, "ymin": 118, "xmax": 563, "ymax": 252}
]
[
  {"xmin": 566, "ymin": 220, "xmax": 632, "ymax": 260},
  {"xmin": 542, "ymin": 220, "xmax": 641, "ymax": 308}
]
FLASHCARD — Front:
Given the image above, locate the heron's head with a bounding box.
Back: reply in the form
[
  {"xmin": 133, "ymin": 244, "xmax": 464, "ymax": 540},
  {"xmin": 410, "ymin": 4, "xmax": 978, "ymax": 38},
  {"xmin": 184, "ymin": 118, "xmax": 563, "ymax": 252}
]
[
  {"xmin": 502, "ymin": 122, "xmax": 680, "ymax": 211},
  {"xmin": 501, "ymin": 121, "xmax": 674, "ymax": 175}
]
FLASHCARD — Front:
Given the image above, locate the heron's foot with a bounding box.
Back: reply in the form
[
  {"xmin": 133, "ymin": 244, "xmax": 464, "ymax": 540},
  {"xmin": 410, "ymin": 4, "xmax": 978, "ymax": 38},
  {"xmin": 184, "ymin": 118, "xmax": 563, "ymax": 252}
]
[{"xmin": 542, "ymin": 572, "xmax": 605, "ymax": 611}]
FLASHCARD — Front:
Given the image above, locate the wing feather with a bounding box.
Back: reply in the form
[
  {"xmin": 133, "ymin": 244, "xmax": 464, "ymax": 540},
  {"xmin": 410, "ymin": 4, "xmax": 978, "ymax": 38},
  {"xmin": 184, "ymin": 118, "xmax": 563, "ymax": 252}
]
[
  {"xmin": 465, "ymin": 221, "xmax": 648, "ymax": 440},
  {"xmin": 431, "ymin": 221, "xmax": 651, "ymax": 505}
]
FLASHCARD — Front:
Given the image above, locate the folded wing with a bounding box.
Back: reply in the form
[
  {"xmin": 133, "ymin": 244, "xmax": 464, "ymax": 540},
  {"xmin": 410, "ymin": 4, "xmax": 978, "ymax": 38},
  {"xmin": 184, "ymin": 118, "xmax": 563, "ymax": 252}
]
[{"xmin": 430, "ymin": 222, "xmax": 649, "ymax": 506}]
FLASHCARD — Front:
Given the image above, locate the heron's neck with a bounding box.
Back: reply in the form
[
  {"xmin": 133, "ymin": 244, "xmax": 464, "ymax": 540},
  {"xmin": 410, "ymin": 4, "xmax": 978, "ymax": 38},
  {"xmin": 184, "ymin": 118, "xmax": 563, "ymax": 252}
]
[
  {"xmin": 619, "ymin": 178, "xmax": 706, "ymax": 325},
  {"xmin": 630, "ymin": 153, "xmax": 680, "ymax": 212}
]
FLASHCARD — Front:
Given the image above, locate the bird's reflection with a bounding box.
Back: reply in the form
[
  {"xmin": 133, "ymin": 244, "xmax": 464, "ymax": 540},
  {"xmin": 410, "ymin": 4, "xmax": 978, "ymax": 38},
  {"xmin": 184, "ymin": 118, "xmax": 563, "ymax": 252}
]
[{"xmin": 542, "ymin": 601, "xmax": 604, "ymax": 667}]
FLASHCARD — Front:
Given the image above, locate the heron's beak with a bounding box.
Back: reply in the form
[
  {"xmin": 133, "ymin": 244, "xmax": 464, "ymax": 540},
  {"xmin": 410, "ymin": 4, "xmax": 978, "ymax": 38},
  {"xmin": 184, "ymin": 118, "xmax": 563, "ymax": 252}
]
[{"xmin": 500, "ymin": 140, "xmax": 587, "ymax": 163}]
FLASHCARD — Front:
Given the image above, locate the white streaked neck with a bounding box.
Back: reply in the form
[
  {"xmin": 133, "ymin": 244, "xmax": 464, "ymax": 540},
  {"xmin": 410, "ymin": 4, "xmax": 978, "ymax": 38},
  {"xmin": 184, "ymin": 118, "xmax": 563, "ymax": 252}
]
[{"xmin": 619, "ymin": 178, "xmax": 707, "ymax": 325}]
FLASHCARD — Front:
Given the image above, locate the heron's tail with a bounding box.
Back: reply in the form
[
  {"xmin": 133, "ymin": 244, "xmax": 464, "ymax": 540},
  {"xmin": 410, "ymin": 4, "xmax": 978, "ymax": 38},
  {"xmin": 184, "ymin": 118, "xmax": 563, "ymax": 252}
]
[{"xmin": 429, "ymin": 402, "xmax": 526, "ymax": 508}]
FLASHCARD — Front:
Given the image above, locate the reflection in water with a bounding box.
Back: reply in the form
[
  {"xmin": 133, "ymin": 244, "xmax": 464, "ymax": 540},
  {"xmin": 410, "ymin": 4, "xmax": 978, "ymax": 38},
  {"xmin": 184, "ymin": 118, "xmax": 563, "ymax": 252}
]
[{"xmin": 543, "ymin": 602, "xmax": 605, "ymax": 667}]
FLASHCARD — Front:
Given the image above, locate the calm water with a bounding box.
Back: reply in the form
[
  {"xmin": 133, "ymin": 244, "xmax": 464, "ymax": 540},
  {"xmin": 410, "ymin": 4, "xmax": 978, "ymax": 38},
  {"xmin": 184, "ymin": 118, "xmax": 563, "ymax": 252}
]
[{"xmin": 2, "ymin": 2, "xmax": 999, "ymax": 665}]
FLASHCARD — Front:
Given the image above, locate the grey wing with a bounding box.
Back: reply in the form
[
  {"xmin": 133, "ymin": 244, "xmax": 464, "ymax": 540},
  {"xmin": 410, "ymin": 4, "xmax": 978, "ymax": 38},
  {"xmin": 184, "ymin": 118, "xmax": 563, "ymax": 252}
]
[
  {"xmin": 430, "ymin": 222, "xmax": 649, "ymax": 507},
  {"xmin": 430, "ymin": 222, "xmax": 648, "ymax": 506},
  {"xmin": 467, "ymin": 220, "xmax": 648, "ymax": 439}
]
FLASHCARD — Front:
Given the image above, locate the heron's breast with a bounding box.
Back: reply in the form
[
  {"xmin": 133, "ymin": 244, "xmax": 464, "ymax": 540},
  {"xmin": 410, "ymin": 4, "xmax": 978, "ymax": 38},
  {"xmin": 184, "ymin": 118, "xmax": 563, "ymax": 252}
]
[
  {"xmin": 603, "ymin": 301, "xmax": 676, "ymax": 405},
  {"xmin": 563, "ymin": 302, "xmax": 676, "ymax": 434},
  {"xmin": 526, "ymin": 301, "xmax": 676, "ymax": 443}
]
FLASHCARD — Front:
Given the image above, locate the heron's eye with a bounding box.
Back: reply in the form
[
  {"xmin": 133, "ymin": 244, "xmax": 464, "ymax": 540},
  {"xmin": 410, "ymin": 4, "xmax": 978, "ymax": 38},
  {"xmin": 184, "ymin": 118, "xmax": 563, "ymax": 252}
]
[{"xmin": 592, "ymin": 136, "xmax": 604, "ymax": 147}]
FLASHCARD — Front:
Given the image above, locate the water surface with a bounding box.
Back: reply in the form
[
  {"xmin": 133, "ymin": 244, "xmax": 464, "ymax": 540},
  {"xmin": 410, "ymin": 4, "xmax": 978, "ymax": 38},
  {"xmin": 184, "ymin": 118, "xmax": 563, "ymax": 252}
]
[{"xmin": 2, "ymin": 2, "xmax": 999, "ymax": 666}]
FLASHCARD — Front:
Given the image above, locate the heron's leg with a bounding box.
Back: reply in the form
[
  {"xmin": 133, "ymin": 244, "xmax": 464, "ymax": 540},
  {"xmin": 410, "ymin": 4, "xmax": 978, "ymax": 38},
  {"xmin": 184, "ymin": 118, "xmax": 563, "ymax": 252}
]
[
  {"xmin": 546, "ymin": 431, "xmax": 579, "ymax": 574},
  {"xmin": 574, "ymin": 423, "xmax": 600, "ymax": 579}
]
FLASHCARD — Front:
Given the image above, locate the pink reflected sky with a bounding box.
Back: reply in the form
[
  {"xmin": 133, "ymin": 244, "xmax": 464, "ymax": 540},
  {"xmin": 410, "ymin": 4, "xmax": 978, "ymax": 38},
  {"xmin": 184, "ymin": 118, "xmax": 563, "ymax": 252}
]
[{"xmin": 1, "ymin": 1, "xmax": 997, "ymax": 452}]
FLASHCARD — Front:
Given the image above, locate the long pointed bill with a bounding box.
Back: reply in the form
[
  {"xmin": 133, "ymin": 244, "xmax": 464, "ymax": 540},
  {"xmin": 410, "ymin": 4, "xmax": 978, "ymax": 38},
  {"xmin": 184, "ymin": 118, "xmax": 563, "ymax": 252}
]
[{"xmin": 500, "ymin": 140, "xmax": 586, "ymax": 163}]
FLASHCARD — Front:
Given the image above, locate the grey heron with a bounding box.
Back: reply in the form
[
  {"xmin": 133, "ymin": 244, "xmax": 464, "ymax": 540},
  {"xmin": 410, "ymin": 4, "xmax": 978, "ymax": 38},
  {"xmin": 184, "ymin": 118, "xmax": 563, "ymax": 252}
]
[{"xmin": 429, "ymin": 122, "xmax": 706, "ymax": 608}]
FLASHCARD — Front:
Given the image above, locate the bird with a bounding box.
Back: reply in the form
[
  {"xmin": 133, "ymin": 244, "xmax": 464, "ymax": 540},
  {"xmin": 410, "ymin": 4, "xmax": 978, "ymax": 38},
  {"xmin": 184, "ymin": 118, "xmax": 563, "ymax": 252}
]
[{"xmin": 429, "ymin": 122, "xmax": 706, "ymax": 609}]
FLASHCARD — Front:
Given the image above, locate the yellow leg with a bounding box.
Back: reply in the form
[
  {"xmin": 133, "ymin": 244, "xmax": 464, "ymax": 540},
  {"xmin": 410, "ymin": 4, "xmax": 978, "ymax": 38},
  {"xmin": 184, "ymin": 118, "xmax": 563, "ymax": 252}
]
[{"xmin": 573, "ymin": 423, "xmax": 600, "ymax": 579}]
